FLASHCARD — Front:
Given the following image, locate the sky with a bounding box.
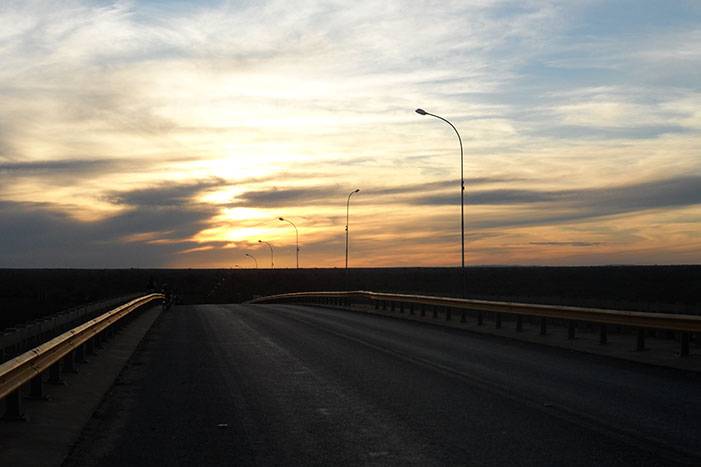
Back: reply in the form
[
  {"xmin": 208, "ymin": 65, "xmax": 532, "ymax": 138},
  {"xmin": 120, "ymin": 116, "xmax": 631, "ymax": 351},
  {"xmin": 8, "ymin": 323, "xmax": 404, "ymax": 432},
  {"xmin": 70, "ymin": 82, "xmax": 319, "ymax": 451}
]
[{"xmin": 1, "ymin": 0, "xmax": 700, "ymax": 268}]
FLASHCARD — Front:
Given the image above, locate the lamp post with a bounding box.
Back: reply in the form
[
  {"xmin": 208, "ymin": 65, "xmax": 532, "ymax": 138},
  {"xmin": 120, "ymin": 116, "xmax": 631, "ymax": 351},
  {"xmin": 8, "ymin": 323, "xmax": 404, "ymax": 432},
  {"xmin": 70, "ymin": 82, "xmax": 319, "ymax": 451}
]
[
  {"xmin": 258, "ymin": 240, "xmax": 274, "ymax": 269},
  {"xmin": 245, "ymin": 253, "xmax": 258, "ymax": 269},
  {"xmin": 345, "ymin": 189, "xmax": 360, "ymax": 271},
  {"xmin": 278, "ymin": 217, "xmax": 299, "ymax": 269},
  {"xmin": 416, "ymin": 108, "xmax": 466, "ymax": 297}
]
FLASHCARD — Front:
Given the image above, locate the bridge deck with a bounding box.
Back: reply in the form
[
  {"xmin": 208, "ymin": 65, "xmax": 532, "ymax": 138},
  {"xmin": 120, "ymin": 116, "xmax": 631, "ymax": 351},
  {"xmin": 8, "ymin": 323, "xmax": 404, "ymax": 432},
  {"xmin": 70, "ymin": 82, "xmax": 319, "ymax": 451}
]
[{"xmin": 65, "ymin": 303, "xmax": 701, "ymax": 466}]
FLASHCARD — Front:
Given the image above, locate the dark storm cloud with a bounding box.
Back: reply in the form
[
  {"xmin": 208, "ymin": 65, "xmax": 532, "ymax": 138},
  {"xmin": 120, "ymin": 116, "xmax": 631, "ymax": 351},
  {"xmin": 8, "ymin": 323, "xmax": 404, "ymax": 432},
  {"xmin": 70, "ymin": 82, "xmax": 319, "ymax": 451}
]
[
  {"xmin": 413, "ymin": 175, "xmax": 701, "ymax": 210},
  {"xmin": 421, "ymin": 189, "xmax": 560, "ymax": 205},
  {"xmin": 0, "ymin": 201, "xmax": 219, "ymax": 267},
  {"xmin": 465, "ymin": 175, "xmax": 701, "ymax": 229},
  {"xmin": 107, "ymin": 179, "xmax": 225, "ymax": 207},
  {"xmin": 231, "ymin": 176, "xmax": 701, "ymax": 226},
  {"xmin": 233, "ymin": 185, "xmax": 339, "ymax": 207},
  {"xmin": 0, "ymin": 181, "xmax": 224, "ymax": 267},
  {"xmin": 231, "ymin": 176, "xmax": 526, "ymax": 208},
  {"xmin": 365, "ymin": 177, "xmax": 527, "ymax": 197}
]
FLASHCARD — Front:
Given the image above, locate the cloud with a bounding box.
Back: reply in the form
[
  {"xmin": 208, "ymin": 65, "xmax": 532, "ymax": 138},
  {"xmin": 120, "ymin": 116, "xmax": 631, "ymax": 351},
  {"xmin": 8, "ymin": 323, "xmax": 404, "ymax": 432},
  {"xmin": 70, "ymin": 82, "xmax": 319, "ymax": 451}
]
[
  {"xmin": 416, "ymin": 175, "xmax": 700, "ymax": 207},
  {"xmin": 0, "ymin": 158, "xmax": 119, "ymax": 174},
  {"xmin": 410, "ymin": 175, "xmax": 701, "ymax": 228},
  {"xmin": 0, "ymin": 2, "xmax": 699, "ymax": 266},
  {"xmin": 230, "ymin": 176, "xmax": 529, "ymax": 208},
  {"xmin": 232, "ymin": 185, "xmax": 339, "ymax": 208},
  {"xmin": 529, "ymin": 241, "xmax": 605, "ymax": 247},
  {"xmin": 0, "ymin": 179, "xmax": 228, "ymax": 267},
  {"xmin": 421, "ymin": 189, "xmax": 558, "ymax": 206},
  {"xmin": 365, "ymin": 177, "xmax": 528, "ymax": 196},
  {"xmin": 107, "ymin": 179, "xmax": 225, "ymax": 207}
]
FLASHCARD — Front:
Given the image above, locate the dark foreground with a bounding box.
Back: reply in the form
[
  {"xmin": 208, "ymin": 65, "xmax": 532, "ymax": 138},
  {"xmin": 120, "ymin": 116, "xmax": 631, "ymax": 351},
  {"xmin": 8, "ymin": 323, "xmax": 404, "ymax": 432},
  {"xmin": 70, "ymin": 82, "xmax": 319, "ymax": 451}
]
[{"xmin": 65, "ymin": 304, "xmax": 701, "ymax": 466}]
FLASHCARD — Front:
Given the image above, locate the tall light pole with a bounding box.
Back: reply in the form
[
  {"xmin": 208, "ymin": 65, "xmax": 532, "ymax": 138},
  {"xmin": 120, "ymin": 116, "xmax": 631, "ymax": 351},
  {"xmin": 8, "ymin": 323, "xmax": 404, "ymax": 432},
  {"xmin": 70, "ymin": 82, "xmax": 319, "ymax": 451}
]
[
  {"xmin": 416, "ymin": 108, "xmax": 466, "ymax": 297},
  {"xmin": 258, "ymin": 240, "xmax": 274, "ymax": 269},
  {"xmin": 345, "ymin": 188, "xmax": 360, "ymax": 271},
  {"xmin": 278, "ymin": 217, "xmax": 299, "ymax": 269},
  {"xmin": 245, "ymin": 253, "xmax": 258, "ymax": 269}
]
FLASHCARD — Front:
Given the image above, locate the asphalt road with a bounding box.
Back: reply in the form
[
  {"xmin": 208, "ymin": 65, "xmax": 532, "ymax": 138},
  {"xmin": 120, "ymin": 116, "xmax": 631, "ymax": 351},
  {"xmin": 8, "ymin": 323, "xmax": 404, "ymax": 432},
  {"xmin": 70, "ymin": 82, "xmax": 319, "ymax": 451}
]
[{"xmin": 65, "ymin": 304, "xmax": 701, "ymax": 466}]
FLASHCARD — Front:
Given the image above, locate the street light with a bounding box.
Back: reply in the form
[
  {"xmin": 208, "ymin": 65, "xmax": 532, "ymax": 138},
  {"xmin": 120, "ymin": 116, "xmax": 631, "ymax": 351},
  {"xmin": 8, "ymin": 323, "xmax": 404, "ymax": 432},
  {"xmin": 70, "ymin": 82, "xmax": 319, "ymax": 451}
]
[
  {"xmin": 244, "ymin": 253, "xmax": 258, "ymax": 269},
  {"xmin": 278, "ymin": 217, "xmax": 300, "ymax": 269},
  {"xmin": 416, "ymin": 108, "xmax": 466, "ymax": 297},
  {"xmin": 345, "ymin": 188, "xmax": 360, "ymax": 271},
  {"xmin": 258, "ymin": 240, "xmax": 274, "ymax": 269}
]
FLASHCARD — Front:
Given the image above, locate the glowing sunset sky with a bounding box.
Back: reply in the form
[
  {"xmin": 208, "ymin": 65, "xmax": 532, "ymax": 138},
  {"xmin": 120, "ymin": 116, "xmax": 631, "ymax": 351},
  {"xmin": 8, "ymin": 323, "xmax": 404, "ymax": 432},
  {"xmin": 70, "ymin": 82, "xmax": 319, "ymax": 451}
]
[{"xmin": 1, "ymin": 1, "xmax": 700, "ymax": 268}]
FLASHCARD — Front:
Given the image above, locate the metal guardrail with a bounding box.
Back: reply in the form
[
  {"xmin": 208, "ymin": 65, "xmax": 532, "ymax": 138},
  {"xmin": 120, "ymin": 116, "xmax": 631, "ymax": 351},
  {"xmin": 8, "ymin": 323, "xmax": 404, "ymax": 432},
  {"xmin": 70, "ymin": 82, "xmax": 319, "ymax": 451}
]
[
  {"xmin": 0, "ymin": 293, "xmax": 164, "ymax": 420},
  {"xmin": 0, "ymin": 292, "xmax": 148, "ymax": 364},
  {"xmin": 250, "ymin": 290, "xmax": 700, "ymax": 357}
]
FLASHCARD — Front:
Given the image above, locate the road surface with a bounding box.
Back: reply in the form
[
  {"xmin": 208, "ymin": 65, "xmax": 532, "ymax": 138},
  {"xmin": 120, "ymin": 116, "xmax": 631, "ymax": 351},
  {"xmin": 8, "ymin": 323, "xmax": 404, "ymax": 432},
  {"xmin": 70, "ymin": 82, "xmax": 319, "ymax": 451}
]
[{"xmin": 65, "ymin": 304, "xmax": 701, "ymax": 466}]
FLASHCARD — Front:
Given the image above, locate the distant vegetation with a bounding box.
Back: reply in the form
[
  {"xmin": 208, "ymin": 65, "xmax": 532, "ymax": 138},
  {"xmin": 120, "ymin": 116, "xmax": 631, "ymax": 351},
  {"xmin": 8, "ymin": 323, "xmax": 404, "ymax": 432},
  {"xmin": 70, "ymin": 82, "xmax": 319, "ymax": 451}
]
[{"xmin": 1, "ymin": 265, "xmax": 699, "ymax": 330}]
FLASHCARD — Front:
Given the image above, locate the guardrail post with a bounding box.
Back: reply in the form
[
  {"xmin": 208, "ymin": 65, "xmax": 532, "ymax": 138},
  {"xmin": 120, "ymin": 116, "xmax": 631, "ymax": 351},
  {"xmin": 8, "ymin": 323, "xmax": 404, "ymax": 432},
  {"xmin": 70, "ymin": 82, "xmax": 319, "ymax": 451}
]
[
  {"xmin": 636, "ymin": 329, "xmax": 646, "ymax": 351},
  {"xmin": 477, "ymin": 311, "xmax": 483, "ymax": 326},
  {"xmin": 420, "ymin": 304, "xmax": 426, "ymax": 317},
  {"xmin": 63, "ymin": 350, "xmax": 78, "ymax": 373},
  {"xmin": 568, "ymin": 321, "xmax": 575, "ymax": 340},
  {"xmin": 48, "ymin": 362, "xmax": 64, "ymax": 385},
  {"xmin": 28, "ymin": 374, "xmax": 48, "ymax": 400},
  {"xmin": 461, "ymin": 311, "xmax": 466, "ymax": 323},
  {"xmin": 2, "ymin": 389, "xmax": 25, "ymax": 421},
  {"xmin": 516, "ymin": 315, "xmax": 522, "ymax": 332},
  {"xmin": 540, "ymin": 318, "xmax": 547, "ymax": 335},
  {"xmin": 382, "ymin": 300, "xmax": 387, "ymax": 311},
  {"xmin": 680, "ymin": 333, "xmax": 690, "ymax": 357},
  {"xmin": 86, "ymin": 338, "xmax": 96, "ymax": 356},
  {"xmin": 495, "ymin": 313, "xmax": 501, "ymax": 329},
  {"xmin": 599, "ymin": 325, "xmax": 608, "ymax": 344},
  {"xmin": 433, "ymin": 306, "xmax": 438, "ymax": 319},
  {"xmin": 445, "ymin": 307, "xmax": 451, "ymax": 321},
  {"xmin": 399, "ymin": 302, "xmax": 404, "ymax": 314},
  {"xmin": 409, "ymin": 303, "xmax": 414, "ymax": 315},
  {"xmin": 391, "ymin": 301, "xmax": 396, "ymax": 312},
  {"xmin": 95, "ymin": 333, "xmax": 104, "ymax": 349},
  {"xmin": 76, "ymin": 343, "xmax": 88, "ymax": 363},
  {"xmin": 374, "ymin": 301, "xmax": 379, "ymax": 310}
]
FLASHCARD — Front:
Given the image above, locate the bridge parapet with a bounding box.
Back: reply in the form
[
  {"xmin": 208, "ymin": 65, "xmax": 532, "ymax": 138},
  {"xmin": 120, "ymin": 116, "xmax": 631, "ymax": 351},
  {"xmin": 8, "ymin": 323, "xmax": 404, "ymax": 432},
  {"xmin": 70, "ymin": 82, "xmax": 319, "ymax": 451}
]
[
  {"xmin": 0, "ymin": 293, "xmax": 164, "ymax": 420},
  {"xmin": 251, "ymin": 290, "xmax": 700, "ymax": 358}
]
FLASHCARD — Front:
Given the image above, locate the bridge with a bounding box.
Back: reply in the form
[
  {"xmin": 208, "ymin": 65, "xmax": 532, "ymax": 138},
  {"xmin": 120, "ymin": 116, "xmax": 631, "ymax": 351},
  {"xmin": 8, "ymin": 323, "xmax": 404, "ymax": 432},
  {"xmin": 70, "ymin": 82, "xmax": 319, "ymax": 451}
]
[{"xmin": 1, "ymin": 292, "xmax": 700, "ymax": 465}]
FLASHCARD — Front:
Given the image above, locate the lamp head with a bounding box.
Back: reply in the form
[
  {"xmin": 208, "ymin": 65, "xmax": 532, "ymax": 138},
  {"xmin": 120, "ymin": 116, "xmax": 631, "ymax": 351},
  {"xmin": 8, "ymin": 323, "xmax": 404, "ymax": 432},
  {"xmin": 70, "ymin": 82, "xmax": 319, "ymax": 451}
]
[
  {"xmin": 258, "ymin": 240, "xmax": 262, "ymax": 243},
  {"xmin": 278, "ymin": 217, "xmax": 284, "ymax": 221},
  {"xmin": 415, "ymin": 108, "xmax": 427, "ymax": 115},
  {"xmin": 354, "ymin": 188, "xmax": 360, "ymax": 193}
]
